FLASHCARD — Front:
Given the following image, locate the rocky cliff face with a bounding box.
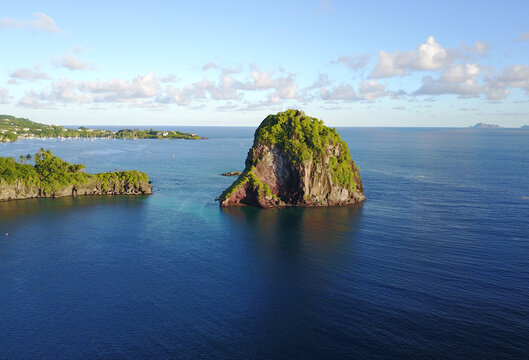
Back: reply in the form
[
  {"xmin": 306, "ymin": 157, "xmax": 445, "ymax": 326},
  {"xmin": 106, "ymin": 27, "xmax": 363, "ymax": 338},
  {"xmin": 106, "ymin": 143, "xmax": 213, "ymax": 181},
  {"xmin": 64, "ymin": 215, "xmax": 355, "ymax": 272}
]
[
  {"xmin": 0, "ymin": 178, "xmax": 152, "ymax": 202},
  {"xmin": 219, "ymin": 110, "xmax": 365, "ymax": 208}
]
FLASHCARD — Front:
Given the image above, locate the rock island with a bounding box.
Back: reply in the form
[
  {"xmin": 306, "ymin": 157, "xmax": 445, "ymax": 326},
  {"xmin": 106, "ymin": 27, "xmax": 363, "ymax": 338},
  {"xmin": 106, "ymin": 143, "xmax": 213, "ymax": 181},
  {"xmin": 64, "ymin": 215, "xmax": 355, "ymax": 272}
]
[
  {"xmin": 219, "ymin": 109, "xmax": 365, "ymax": 208},
  {"xmin": 0, "ymin": 149, "xmax": 152, "ymax": 201}
]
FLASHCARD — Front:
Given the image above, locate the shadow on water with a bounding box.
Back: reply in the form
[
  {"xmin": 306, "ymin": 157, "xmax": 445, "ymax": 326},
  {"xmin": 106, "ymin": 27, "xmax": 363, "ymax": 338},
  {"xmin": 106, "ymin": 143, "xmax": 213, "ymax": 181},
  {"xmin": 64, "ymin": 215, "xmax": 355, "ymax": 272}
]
[
  {"xmin": 218, "ymin": 204, "xmax": 365, "ymax": 358},
  {"xmin": 221, "ymin": 204, "xmax": 364, "ymax": 254},
  {"xmin": 0, "ymin": 195, "xmax": 150, "ymax": 223}
]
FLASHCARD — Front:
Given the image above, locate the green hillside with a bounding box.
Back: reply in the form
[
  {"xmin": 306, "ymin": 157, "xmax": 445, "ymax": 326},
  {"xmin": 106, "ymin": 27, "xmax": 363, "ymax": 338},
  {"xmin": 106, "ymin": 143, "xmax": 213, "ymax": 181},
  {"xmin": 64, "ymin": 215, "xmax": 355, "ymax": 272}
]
[{"xmin": 0, "ymin": 115, "xmax": 203, "ymax": 142}]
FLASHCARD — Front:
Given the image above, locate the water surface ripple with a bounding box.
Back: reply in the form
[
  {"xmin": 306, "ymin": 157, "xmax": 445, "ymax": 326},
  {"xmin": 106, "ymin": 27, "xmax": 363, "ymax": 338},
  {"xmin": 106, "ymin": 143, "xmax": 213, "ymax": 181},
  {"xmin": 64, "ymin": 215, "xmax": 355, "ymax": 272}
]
[{"xmin": 1, "ymin": 127, "xmax": 528, "ymax": 359}]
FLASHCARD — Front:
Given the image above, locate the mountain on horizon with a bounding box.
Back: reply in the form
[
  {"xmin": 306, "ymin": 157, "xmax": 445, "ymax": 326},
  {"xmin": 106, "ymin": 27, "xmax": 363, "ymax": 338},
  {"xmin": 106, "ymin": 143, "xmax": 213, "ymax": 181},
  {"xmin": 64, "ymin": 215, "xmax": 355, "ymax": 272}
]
[{"xmin": 470, "ymin": 122, "xmax": 502, "ymax": 129}]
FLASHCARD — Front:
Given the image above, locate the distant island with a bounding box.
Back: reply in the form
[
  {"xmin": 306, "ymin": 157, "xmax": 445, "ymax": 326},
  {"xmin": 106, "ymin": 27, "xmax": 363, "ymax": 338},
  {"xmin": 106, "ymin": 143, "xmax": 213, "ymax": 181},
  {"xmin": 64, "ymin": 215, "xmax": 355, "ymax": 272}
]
[
  {"xmin": 0, "ymin": 149, "xmax": 152, "ymax": 201},
  {"xmin": 470, "ymin": 122, "xmax": 502, "ymax": 129},
  {"xmin": 219, "ymin": 109, "xmax": 365, "ymax": 208},
  {"xmin": 470, "ymin": 123, "xmax": 529, "ymax": 129},
  {"xmin": 0, "ymin": 115, "xmax": 205, "ymax": 143}
]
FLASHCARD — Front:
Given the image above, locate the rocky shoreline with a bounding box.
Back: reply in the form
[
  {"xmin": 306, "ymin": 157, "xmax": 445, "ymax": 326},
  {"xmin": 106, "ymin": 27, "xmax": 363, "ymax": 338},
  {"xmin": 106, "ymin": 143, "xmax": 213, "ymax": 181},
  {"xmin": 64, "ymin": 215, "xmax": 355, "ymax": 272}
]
[
  {"xmin": 0, "ymin": 178, "xmax": 152, "ymax": 202},
  {"xmin": 0, "ymin": 149, "xmax": 152, "ymax": 202}
]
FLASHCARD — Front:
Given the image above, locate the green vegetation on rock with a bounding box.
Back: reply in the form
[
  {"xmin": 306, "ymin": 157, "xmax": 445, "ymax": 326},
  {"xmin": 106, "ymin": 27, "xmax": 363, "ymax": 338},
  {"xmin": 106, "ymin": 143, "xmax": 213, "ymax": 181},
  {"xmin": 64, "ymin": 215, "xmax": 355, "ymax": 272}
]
[
  {"xmin": 33, "ymin": 149, "xmax": 92, "ymax": 192},
  {"xmin": 0, "ymin": 149, "xmax": 150, "ymax": 194},
  {"xmin": 93, "ymin": 170, "xmax": 149, "ymax": 191},
  {"xmin": 220, "ymin": 165, "xmax": 275, "ymax": 200},
  {"xmin": 251, "ymin": 109, "xmax": 360, "ymax": 191},
  {"xmin": 0, "ymin": 157, "xmax": 39, "ymax": 187},
  {"xmin": 219, "ymin": 109, "xmax": 364, "ymax": 208},
  {"xmin": 116, "ymin": 128, "xmax": 202, "ymax": 140}
]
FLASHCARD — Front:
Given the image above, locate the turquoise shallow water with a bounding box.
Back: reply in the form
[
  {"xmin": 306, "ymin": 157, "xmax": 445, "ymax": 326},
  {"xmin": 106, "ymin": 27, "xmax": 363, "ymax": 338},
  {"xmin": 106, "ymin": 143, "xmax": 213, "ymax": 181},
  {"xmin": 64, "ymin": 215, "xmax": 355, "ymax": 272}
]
[{"xmin": 1, "ymin": 127, "xmax": 528, "ymax": 359}]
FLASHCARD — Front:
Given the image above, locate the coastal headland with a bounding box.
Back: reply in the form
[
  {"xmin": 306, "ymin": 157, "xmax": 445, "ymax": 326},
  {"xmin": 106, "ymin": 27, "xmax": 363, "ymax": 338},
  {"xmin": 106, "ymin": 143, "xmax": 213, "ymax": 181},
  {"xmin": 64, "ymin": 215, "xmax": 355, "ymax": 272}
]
[
  {"xmin": 0, "ymin": 115, "xmax": 205, "ymax": 142},
  {"xmin": 0, "ymin": 149, "xmax": 152, "ymax": 201}
]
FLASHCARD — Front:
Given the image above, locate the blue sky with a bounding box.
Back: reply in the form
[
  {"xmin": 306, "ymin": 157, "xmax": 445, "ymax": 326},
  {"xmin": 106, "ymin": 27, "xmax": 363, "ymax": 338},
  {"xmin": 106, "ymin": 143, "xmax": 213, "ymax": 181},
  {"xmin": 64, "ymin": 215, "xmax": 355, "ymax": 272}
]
[{"xmin": 1, "ymin": 0, "xmax": 528, "ymax": 127}]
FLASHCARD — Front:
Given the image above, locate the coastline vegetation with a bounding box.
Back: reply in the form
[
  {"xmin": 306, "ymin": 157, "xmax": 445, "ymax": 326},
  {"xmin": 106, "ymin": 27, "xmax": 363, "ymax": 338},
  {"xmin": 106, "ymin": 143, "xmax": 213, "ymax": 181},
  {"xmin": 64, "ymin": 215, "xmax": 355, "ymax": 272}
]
[
  {"xmin": 0, "ymin": 149, "xmax": 149, "ymax": 193},
  {"xmin": 0, "ymin": 115, "xmax": 204, "ymax": 142}
]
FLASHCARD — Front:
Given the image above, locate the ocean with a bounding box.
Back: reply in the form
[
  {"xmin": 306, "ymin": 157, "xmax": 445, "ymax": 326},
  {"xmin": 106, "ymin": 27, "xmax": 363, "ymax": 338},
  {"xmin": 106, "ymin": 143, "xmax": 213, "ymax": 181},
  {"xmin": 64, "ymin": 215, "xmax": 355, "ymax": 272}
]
[{"xmin": 1, "ymin": 127, "xmax": 528, "ymax": 359}]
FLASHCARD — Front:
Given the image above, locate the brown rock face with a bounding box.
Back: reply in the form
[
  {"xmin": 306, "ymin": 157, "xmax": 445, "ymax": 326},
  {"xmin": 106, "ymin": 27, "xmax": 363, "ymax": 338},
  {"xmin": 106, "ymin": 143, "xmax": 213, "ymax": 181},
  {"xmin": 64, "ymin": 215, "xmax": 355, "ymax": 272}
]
[
  {"xmin": 0, "ymin": 179, "xmax": 152, "ymax": 202},
  {"xmin": 219, "ymin": 110, "xmax": 365, "ymax": 208}
]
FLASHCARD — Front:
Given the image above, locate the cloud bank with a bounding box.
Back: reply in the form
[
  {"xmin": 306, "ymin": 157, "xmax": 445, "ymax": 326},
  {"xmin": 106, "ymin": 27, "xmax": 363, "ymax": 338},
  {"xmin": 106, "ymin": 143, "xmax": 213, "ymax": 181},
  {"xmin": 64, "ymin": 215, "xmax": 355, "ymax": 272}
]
[{"xmin": 0, "ymin": 13, "xmax": 62, "ymax": 34}]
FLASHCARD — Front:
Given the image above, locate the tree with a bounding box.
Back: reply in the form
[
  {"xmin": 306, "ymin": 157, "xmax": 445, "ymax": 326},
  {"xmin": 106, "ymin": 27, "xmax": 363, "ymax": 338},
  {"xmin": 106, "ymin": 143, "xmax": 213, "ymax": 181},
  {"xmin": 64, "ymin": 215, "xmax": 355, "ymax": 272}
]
[{"xmin": 19, "ymin": 155, "xmax": 24, "ymax": 163}]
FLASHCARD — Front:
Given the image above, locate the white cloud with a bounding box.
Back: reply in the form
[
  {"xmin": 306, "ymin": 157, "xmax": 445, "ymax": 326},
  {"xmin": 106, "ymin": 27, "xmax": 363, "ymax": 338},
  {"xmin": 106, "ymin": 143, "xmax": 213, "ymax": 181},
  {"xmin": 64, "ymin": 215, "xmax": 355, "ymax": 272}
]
[
  {"xmin": 371, "ymin": 36, "xmax": 448, "ymax": 78},
  {"xmin": 413, "ymin": 63, "xmax": 529, "ymax": 100},
  {"xmin": 8, "ymin": 66, "xmax": 410, "ymax": 109},
  {"xmin": 415, "ymin": 76, "xmax": 482, "ymax": 98},
  {"xmin": 358, "ymin": 80, "xmax": 390, "ymax": 100},
  {"xmin": 414, "ymin": 36, "xmax": 449, "ymax": 70},
  {"xmin": 370, "ymin": 50, "xmax": 412, "ymax": 78},
  {"xmin": 0, "ymin": 13, "xmax": 62, "ymax": 33},
  {"xmin": 518, "ymin": 32, "xmax": 529, "ymax": 42},
  {"xmin": 202, "ymin": 62, "xmax": 219, "ymax": 71},
  {"xmin": 370, "ymin": 36, "xmax": 487, "ymax": 79},
  {"xmin": 202, "ymin": 62, "xmax": 241, "ymax": 75},
  {"xmin": 53, "ymin": 55, "xmax": 94, "ymax": 70},
  {"xmin": 334, "ymin": 54, "xmax": 370, "ymax": 70},
  {"xmin": 0, "ymin": 88, "xmax": 11, "ymax": 104},
  {"xmin": 440, "ymin": 64, "xmax": 480, "ymax": 83},
  {"xmin": 14, "ymin": 67, "xmax": 298, "ymax": 109},
  {"xmin": 221, "ymin": 66, "xmax": 242, "ymax": 76},
  {"xmin": 484, "ymin": 86, "xmax": 510, "ymax": 100},
  {"xmin": 307, "ymin": 74, "xmax": 332, "ymax": 90},
  {"xmin": 18, "ymin": 71, "xmax": 163, "ymax": 108},
  {"xmin": 50, "ymin": 79, "xmax": 92, "ymax": 103},
  {"xmin": 209, "ymin": 75, "xmax": 242, "ymax": 100},
  {"xmin": 414, "ymin": 63, "xmax": 483, "ymax": 98},
  {"xmin": 161, "ymin": 80, "xmax": 212, "ymax": 106},
  {"xmin": 321, "ymin": 80, "xmax": 393, "ymax": 102},
  {"xmin": 10, "ymin": 67, "xmax": 49, "ymax": 81},
  {"xmin": 78, "ymin": 71, "xmax": 160, "ymax": 102},
  {"xmin": 160, "ymin": 76, "xmax": 242, "ymax": 106},
  {"xmin": 18, "ymin": 90, "xmax": 52, "ymax": 109},
  {"xmin": 235, "ymin": 67, "xmax": 297, "ymax": 102},
  {"xmin": 496, "ymin": 64, "xmax": 529, "ymax": 91},
  {"xmin": 157, "ymin": 67, "xmax": 297, "ymax": 109},
  {"xmin": 298, "ymin": 74, "xmax": 332, "ymax": 102},
  {"xmin": 159, "ymin": 74, "xmax": 178, "ymax": 83},
  {"xmin": 472, "ymin": 41, "xmax": 489, "ymax": 55},
  {"xmin": 321, "ymin": 84, "xmax": 357, "ymax": 101},
  {"xmin": 482, "ymin": 64, "xmax": 529, "ymax": 100}
]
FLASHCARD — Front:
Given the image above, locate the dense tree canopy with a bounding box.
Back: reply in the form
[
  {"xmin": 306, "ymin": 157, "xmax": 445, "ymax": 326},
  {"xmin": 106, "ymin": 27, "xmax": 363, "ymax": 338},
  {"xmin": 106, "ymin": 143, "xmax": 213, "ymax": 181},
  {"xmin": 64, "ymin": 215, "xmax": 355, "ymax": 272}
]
[
  {"xmin": 0, "ymin": 149, "xmax": 149, "ymax": 193},
  {"xmin": 252, "ymin": 109, "xmax": 360, "ymax": 190},
  {"xmin": 0, "ymin": 115, "xmax": 203, "ymax": 142}
]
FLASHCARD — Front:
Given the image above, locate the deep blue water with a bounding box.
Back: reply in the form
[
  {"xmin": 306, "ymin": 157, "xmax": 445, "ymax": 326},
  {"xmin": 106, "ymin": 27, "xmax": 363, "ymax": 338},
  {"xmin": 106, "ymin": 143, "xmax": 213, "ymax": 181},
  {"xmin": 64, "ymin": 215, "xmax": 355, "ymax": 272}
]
[{"xmin": 1, "ymin": 127, "xmax": 528, "ymax": 359}]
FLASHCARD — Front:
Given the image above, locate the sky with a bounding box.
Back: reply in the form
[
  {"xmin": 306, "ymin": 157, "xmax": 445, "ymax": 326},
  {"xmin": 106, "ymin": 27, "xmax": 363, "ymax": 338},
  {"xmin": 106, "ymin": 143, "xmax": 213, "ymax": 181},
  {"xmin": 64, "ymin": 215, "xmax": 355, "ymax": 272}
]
[{"xmin": 1, "ymin": 0, "xmax": 529, "ymax": 127}]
